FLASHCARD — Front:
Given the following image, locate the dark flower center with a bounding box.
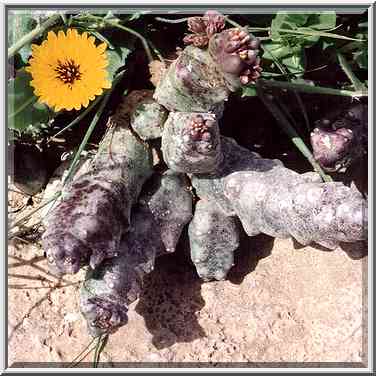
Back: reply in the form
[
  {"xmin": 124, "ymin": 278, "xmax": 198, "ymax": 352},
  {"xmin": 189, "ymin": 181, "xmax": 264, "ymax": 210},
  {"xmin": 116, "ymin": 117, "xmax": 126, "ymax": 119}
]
[{"xmin": 55, "ymin": 59, "xmax": 82, "ymax": 85}]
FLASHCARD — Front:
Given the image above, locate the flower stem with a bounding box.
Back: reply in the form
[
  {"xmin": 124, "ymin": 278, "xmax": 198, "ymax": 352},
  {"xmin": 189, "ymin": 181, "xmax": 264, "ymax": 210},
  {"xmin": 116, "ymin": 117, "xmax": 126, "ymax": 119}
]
[
  {"xmin": 9, "ymin": 74, "xmax": 122, "ymax": 235},
  {"xmin": 61, "ymin": 71, "xmax": 123, "ymax": 186},
  {"xmin": 9, "ymin": 192, "xmax": 61, "ymax": 231},
  {"xmin": 40, "ymin": 82, "xmax": 112, "ymax": 220},
  {"xmin": 68, "ymin": 336, "xmax": 99, "ymax": 367},
  {"xmin": 246, "ymin": 26, "xmax": 365, "ymax": 41},
  {"xmin": 155, "ymin": 16, "xmax": 189, "ymax": 24},
  {"xmin": 8, "ymin": 96, "xmax": 36, "ymax": 119},
  {"xmin": 148, "ymin": 40, "xmax": 165, "ymax": 63},
  {"xmin": 225, "ymin": 17, "xmax": 242, "ymax": 28},
  {"xmin": 8, "ymin": 13, "xmax": 61, "ymax": 58},
  {"xmin": 93, "ymin": 334, "xmax": 109, "ymax": 367},
  {"xmin": 106, "ymin": 21, "xmax": 153, "ymax": 63},
  {"xmin": 225, "ymin": 17, "xmax": 365, "ymax": 42},
  {"xmin": 255, "ymin": 81, "xmax": 332, "ymax": 182},
  {"xmin": 47, "ymin": 95, "xmax": 102, "ymax": 144},
  {"xmin": 261, "ymin": 44, "xmax": 310, "ymax": 133},
  {"xmin": 271, "ymin": 27, "xmax": 366, "ymax": 42},
  {"xmin": 71, "ymin": 14, "xmax": 155, "ymax": 63},
  {"xmin": 62, "ymin": 85, "xmax": 112, "ymax": 185},
  {"xmin": 93, "ymin": 334, "xmax": 103, "ymax": 368},
  {"xmin": 258, "ymin": 79, "xmax": 367, "ymax": 97},
  {"xmin": 337, "ymin": 52, "xmax": 365, "ymax": 92},
  {"xmin": 262, "ymin": 64, "xmax": 328, "ymax": 78}
]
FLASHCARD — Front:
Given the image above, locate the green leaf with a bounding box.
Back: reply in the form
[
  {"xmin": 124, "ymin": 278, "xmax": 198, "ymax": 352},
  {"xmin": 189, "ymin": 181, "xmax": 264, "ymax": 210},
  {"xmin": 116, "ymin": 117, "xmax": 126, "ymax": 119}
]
[
  {"xmin": 104, "ymin": 32, "xmax": 136, "ymax": 79},
  {"xmin": 321, "ymin": 38, "xmax": 335, "ymax": 50},
  {"xmin": 353, "ymin": 49, "xmax": 368, "ymax": 69},
  {"xmin": 8, "ymin": 10, "xmax": 38, "ymax": 63},
  {"xmin": 8, "ymin": 69, "xmax": 50, "ymax": 132},
  {"xmin": 282, "ymin": 53, "xmax": 305, "ymax": 75},
  {"xmin": 271, "ymin": 12, "xmax": 309, "ymax": 40},
  {"xmin": 262, "ymin": 42, "xmax": 294, "ymax": 60},
  {"xmin": 241, "ymin": 85, "xmax": 257, "ymax": 97},
  {"xmin": 106, "ymin": 46, "xmax": 132, "ymax": 78},
  {"xmin": 271, "ymin": 11, "xmax": 336, "ymax": 46},
  {"xmin": 297, "ymin": 27, "xmax": 320, "ymax": 44},
  {"xmin": 306, "ymin": 12, "xmax": 336, "ymax": 30},
  {"xmin": 273, "ymin": 12, "xmax": 310, "ymax": 28}
]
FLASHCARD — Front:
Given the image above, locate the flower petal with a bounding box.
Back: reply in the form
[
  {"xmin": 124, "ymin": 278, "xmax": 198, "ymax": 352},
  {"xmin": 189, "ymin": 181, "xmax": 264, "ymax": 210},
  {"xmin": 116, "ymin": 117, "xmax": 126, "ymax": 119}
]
[{"xmin": 26, "ymin": 28, "xmax": 111, "ymax": 111}]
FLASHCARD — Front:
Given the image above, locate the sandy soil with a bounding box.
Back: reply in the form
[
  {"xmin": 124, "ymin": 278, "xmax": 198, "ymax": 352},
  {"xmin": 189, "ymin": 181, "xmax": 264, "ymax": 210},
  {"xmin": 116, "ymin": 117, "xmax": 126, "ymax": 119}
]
[{"xmin": 8, "ymin": 231, "xmax": 367, "ymax": 368}]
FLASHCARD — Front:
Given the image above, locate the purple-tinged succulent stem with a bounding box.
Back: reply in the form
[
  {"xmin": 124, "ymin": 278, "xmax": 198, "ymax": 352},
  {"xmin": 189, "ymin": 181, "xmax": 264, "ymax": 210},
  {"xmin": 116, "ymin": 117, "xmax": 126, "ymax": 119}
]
[
  {"xmin": 189, "ymin": 199, "xmax": 240, "ymax": 281},
  {"xmin": 80, "ymin": 170, "xmax": 193, "ymax": 335},
  {"xmin": 161, "ymin": 112, "xmax": 222, "ymax": 173},
  {"xmin": 208, "ymin": 27, "xmax": 262, "ymax": 90},
  {"xmin": 154, "ymin": 45, "xmax": 229, "ymax": 113},
  {"xmin": 80, "ymin": 205, "xmax": 159, "ymax": 336},
  {"xmin": 224, "ymin": 169, "xmax": 367, "ymax": 250},
  {"xmin": 311, "ymin": 103, "xmax": 367, "ymax": 172},
  {"xmin": 43, "ymin": 101, "xmax": 154, "ymax": 275},
  {"xmin": 142, "ymin": 170, "xmax": 193, "ymax": 253}
]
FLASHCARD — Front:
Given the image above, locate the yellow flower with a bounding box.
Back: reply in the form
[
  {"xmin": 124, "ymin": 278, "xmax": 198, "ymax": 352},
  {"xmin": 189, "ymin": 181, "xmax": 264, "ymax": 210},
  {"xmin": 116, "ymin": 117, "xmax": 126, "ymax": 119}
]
[{"xmin": 26, "ymin": 29, "xmax": 111, "ymax": 111}]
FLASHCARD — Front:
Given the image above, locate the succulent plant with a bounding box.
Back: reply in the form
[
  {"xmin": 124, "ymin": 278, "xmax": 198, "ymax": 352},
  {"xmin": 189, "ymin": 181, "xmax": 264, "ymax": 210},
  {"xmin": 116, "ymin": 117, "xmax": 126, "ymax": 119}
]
[
  {"xmin": 189, "ymin": 199, "xmax": 240, "ymax": 281},
  {"xmin": 80, "ymin": 170, "xmax": 193, "ymax": 335},
  {"xmin": 42, "ymin": 11, "xmax": 368, "ymax": 336},
  {"xmin": 183, "ymin": 10, "xmax": 226, "ymax": 47},
  {"xmin": 310, "ymin": 103, "xmax": 367, "ymax": 172},
  {"xmin": 161, "ymin": 112, "xmax": 222, "ymax": 173},
  {"xmin": 208, "ymin": 27, "xmax": 262, "ymax": 89},
  {"xmin": 42, "ymin": 117, "xmax": 154, "ymax": 274}
]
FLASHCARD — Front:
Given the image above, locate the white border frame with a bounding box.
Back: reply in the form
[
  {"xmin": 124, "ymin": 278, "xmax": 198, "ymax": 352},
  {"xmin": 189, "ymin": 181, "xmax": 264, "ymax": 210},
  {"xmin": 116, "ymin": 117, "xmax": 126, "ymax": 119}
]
[{"xmin": 1, "ymin": 0, "xmax": 373, "ymax": 373}]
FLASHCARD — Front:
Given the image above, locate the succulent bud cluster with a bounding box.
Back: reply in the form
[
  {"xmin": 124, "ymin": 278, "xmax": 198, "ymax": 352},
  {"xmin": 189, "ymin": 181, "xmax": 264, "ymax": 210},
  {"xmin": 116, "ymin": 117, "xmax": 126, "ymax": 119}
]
[
  {"xmin": 183, "ymin": 10, "xmax": 226, "ymax": 47},
  {"xmin": 82, "ymin": 295, "xmax": 128, "ymax": 334},
  {"xmin": 208, "ymin": 27, "xmax": 262, "ymax": 87},
  {"xmin": 184, "ymin": 11, "xmax": 262, "ymax": 87},
  {"xmin": 162, "ymin": 112, "xmax": 221, "ymax": 173},
  {"xmin": 310, "ymin": 104, "xmax": 367, "ymax": 172},
  {"xmin": 227, "ymin": 28, "xmax": 262, "ymax": 85},
  {"xmin": 187, "ymin": 114, "xmax": 215, "ymax": 143}
]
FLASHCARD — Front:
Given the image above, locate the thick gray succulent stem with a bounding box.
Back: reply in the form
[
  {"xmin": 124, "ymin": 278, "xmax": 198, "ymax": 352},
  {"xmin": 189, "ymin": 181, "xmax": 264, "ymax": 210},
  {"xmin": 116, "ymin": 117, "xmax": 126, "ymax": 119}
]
[
  {"xmin": 190, "ymin": 137, "xmax": 282, "ymax": 216},
  {"xmin": 126, "ymin": 90, "xmax": 168, "ymax": 141},
  {"xmin": 142, "ymin": 170, "xmax": 193, "ymax": 253},
  {"xmin": 154, "ymin": 45, "xmax": 229, "ymax": 113},
  {"xmin": 223, "ymin": 169, "xmax": 367, "ymax": 250},
  {"xmin": 189, "ymin": 199, "xmax": 240, "ymax": 281},
  {"xmin": 186, "ymin": 136, "xmax": 367, "ymax": 280},
  {"xmin": 42, "ymin": 115, "xmax": 154, "ymax": 275},
  {"xmin": 80, "ymin": 170, "xmax": 193, "ymax": 335},
  {"xmin": 80, "ymin": 205, "xmax": 160, "ymax": 337},
  {"xmin": 161, "ymin": 112, "xmax": 222, "ymax": 174}
]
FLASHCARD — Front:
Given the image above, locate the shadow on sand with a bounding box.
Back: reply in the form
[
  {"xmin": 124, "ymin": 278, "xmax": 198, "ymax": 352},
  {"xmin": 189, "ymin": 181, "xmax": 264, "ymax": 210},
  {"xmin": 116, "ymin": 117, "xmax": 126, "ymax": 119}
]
[{"xmin": 135, "ymin": 230, "xmax": 275, "ymax": 349}]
